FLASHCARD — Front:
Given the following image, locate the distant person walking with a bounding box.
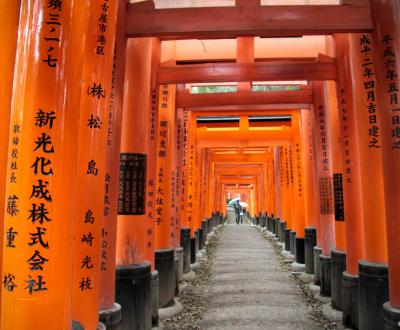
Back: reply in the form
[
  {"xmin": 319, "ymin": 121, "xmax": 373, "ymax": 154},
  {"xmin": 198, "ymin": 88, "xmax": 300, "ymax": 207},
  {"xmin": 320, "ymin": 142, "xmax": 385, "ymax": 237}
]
[{"xmin": 235, "ymin": 200, "xmax": 242, "ymax": 225}]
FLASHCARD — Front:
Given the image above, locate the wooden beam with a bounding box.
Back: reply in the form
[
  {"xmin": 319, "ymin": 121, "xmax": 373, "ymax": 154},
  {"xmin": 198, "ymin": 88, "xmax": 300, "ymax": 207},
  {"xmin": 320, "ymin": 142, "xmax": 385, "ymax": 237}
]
[
  {"xmin": 187, "ymin": 104, "xmax": 310, "ymax": 113},
  {"xmin": 126, "ymin": 2, "xmax": 372, "ymax": 39},
  {"xmin": 159, "ymin": 60, "xmax": 337, "ymax": 84},
  {"xmin": 176, "ymin": 89, "xmax": 312, "ymax": 108}
]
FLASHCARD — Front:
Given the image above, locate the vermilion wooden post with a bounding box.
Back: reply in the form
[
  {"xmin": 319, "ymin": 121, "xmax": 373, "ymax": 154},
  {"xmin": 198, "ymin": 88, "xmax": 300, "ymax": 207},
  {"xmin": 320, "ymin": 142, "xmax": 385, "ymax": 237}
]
[
  {"xmin": 70, "ymin": 0, "xmax": 118, "ymax": 328},
  {"xmin": 1, "ymin": 1, "xmax": 93, "ymax": 328},
  {"xmin": 300, "ymin": 108, "xmax": 320, "ymax": 275},
  {"xmin": 291, "ymin": 110, "xmax": 308, "ymax": 266},
  {"xmin": 115, "ymin": 37, "xmax": 160, "ymax": 329},
  {"xmin": 98, "ymin": 4, "xmax": 128, "ymax": 327},
  {"xmin": 370, "ymin": 1, "xmax": 400, "ymax": 327},
  {"xmin": 332, "ymin": 34, "xmax": 365, "ymax": 321},
  {"xmin": 311, "ymin": 81, "xmax": 336, "ymax": 296},
  {"xmin": 326, "ymin": 80, "xmax": 347, "ymax": 254},
  {"xmin": 154, "ymin": 84, "xmax": 177, "ymax": 308},
  {"xmin": 186, "ymin": 112, "xmax": 197, "ymax": 235}
]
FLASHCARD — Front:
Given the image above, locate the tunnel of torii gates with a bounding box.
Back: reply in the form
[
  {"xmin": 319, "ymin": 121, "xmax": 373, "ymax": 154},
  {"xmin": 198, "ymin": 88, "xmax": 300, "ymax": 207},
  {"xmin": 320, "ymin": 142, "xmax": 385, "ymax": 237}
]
[{"xmin": 1, "ymin": 0, "xmax": 400, "ymax": 329}]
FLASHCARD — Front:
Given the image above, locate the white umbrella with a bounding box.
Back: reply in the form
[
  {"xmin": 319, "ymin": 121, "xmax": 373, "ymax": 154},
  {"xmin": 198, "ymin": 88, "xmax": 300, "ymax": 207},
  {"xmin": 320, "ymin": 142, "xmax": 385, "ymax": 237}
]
[
  {"xmin": 239, "ymin": 201, "xmax": 248, "ymax": 208},
  {"xmin": 228, "ymin": 197, "xmax": 240, "ymax": 205}
]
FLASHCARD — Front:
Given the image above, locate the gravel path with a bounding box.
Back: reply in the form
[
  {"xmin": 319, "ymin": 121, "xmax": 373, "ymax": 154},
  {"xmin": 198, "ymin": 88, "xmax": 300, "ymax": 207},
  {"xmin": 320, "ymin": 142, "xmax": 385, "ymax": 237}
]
[{"xmin": 200, "ymin": 211, "xmax": 321, "ymax": 330}]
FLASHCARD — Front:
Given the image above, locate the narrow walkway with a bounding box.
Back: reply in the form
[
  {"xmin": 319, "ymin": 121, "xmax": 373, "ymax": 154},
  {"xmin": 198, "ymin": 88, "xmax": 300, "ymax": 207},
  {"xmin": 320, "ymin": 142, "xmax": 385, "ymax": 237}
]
[{"xmin": 201, "ymin": 211, "xmax": 320, "ymax": 330}]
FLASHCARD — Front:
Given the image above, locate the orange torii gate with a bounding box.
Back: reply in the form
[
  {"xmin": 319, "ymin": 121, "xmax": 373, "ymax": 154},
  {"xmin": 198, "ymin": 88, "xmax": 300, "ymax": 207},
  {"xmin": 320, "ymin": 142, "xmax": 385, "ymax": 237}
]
[{"xmin": 2, "ymin": 1, "xmax": 400, "ymax": 329}]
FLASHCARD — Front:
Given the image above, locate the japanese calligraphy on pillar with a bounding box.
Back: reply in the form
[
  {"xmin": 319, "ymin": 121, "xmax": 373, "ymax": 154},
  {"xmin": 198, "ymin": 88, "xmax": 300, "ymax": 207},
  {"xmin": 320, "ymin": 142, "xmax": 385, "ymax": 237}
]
[
  {"xmin": 118, "ymin": 153, "xmax": 147, "ymax": 215},
  {"xmin": 333, "ymin": 173, "xmax": 344, "ymax": 221},
  {"xmin": 318, "ymin": 105, "xmax": 329, "ymax": 170},
  {"xmin": 75, "ymin": 0, "xmax": 117, "ymax": 298},
  {"xmin": 155, "ymin": 85, "xmax": 170, "ymax": 226},
  {"xmin": 288, "ymin": 146, "xmax": 294, "ymax": 185},
  {"xmin": 319, "ymin": 176, "xmax": 334, "ymax": 214},
  {"xmin": 379, "ymin": 34, "xmax": 400, "ymax": 149},
  {"xmin": 338, "ymin": 89, "xmax": 353, "ymax": 183},
  {"xmin": 359, "ymin": 34, "xmax": 382, "ymax": 149},
  {"xmin": 181, "ymin": 112, "xmax": 188, "ymax": 212},
  {"xmin": 284, "ymin": 147, "xmax": 289, "ymax": 189},
  {"xmin": 2, "ymin": 2, "xmax": 64, "ymax": 297},
  {"xmin": 294, "ymin": 143, "xmax": 303, "ymax": 197}
]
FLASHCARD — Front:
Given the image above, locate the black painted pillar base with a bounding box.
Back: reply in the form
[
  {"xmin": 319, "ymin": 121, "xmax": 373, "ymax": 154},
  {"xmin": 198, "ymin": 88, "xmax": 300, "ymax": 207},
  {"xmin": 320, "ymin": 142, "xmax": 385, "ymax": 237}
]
[
  {"xmin": 313, "ymin": 246, "xmax": 322, "ymax": 285},
  {"xmin": 72, "ymin": 321, "xmax": 85, "ymax": 330},
  {"xmin": 190, "ymin": 237, "xmax": 196, "ymax": 264},
  {"xmin": 289, "ymin": 231, "xmax": 296, "ymax": 255},
  {"xmin": 155, "ymin": 249, "xmax": 175, "ymax": 308},
  {"xmin": 116, "ymin": 262, "xmax": 152, "ymax": 330},
  {"xmin": 195, "ymin": 230, "xmax": 200, "ymax": 255},
  {"xmin": 319, "ymin": 255, "xmax": 332, "ymax": 297},
  {"xmin": 295, "ymin": 237, "xmax": 305, "ymax": 264},
  {"xmin": 358, "ymin": 260, "xmax": 389, "ymax": 330},
  {"xmin": 150, "ymin": 270, "xmax": 159, "ymax": 327},
  {"xmin": 207, "ymin": 218, "xmax": 212, "ymax": 233},
  {"xmin": 274, "ymin": 218, "xmax": 279, "ymax": 237},
  {"xmin": 180, "ymin": 227, "xmax": 191, "ymax": 273},
  {"xmin": 99, "ymin": 303, "xmax": 122, "ymax": 330},
  {"xmin": 331, "ymin": 249, "xmax": 346, "ymax": 311},
  {"xmin": 271, "ymin": 218, "xmax": 276, "ymax": 235},
  {"xmin": 342, "ymin": 271, "xmax": 359, "ymax": 329},
  {"xmin": 284, "ymin": 229, "xmax": 291, "ymax": 251},
  {"xmin": 279, "ymin": 221, "xmax": 286, "ymax": 243},
  {"xmin": 198, "ymin": 228, "xmax": 204, "ymax": 250},
  {"xmin": 276, "ymin": 219, "xmax": 281, "ymax": 237},
  {"xmin": 267, "ymin": 217, "xmax": 271, "ymax": 231},
  {"xmin": 304, "ymin": 227, "xmax": 317, "ymax": 274},
  {"xmin": 383, "ymin": 302, "xmax": 400, "ymax": 330},
  {"xmin": 201, "ymin": 221, "xmax": 207, "ymax": 245}
]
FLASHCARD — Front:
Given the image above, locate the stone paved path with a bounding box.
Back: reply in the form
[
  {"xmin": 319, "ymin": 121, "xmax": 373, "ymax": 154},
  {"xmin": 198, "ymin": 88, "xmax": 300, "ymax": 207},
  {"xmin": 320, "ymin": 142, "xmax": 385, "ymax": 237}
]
[{"xmin": 200, "ymin": 210, "xmax": 321, "ymax": 330}]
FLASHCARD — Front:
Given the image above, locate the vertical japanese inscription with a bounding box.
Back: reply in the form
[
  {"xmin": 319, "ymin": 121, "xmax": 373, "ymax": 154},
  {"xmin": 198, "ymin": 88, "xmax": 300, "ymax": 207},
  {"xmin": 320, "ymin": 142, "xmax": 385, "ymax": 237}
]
[
  {"xmin": 380, "ymin": 34, "xmax": 400, "ymax": 149},
  {"xmin": 359, "ymin": 34, "xmax": 382, "ymax": 149},
  {"xmin": 118, "ymin": 153, "xmax": 147, "ymax": 215},
  {"xmin": 333, "ymin": 173, "xmax": 344, "ymax": 221}
]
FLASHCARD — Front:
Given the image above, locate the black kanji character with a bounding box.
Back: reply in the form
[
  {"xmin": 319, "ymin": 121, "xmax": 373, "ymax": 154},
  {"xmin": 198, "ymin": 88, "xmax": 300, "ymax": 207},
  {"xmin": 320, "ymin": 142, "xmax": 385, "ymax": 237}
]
[
  {"xmin": 87, "ymin": 114, "xmax": 102, "ymax": 129},
  {"xmin": 28, "ymin": 227, "xmax": 49, "ymax": 249},
  {"xmin": 34, "ymin": 133, "xmax": 54, "ymax": 153},
  {"xmin": 27, "ymin": 250, "xmax": 49, "ymax": 271},
  {"xmin": 25, "ymin": 275, "xmax": 47, "ymax": 295},
  {"xmin": 87, "ymin": 83, "xmax": 105, "ymax": 99},
  {"xmin": 80, "ymin": 256, "xmax": 93, "ymax": 269},
  {"xmin": 79, "ymin": 277, "xmax": 92, "ymax": 291},
  {"xmin": 87, "ymin": 160, "xmax": 98, "ymax": 175},
  {"xmin": 31, "ymin": 157, "xmax": 53, "ymax": 176},
  {"xmin": 3, "ymin": 273, "xmax": 17, "ymax": 292},
  {"xmin": 35, "ymin": 110, "xmax": 56, "ymax": 129},
  {"xmin": 28, "ymin": 203, "xmax": 52, "ymax": 224},
  {"xmin": 5, "ymin": 227, "xmax": 18, "ymax": 248},
  {"xmin": 6, "ymin": 195, "xmax": 19, "ymax": 216},
  {"xmin": 30, "ymin": 180, "xmax": 52, "ymax": 202}
]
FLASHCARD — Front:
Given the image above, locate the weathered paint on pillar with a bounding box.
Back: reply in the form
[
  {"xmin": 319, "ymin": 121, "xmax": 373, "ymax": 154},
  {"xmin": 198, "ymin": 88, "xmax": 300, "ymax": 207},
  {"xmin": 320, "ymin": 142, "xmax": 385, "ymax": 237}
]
[
  {"xmin": 371, "ymin": 0, "xmax": 400, "ymax": 307},
  {"xmin": 311, "ymin": 81, "xmax": 336, "ymax": 256},
  {"xmin": 99, "ymin": 0, "xmax": 127, "ymax": 310}
]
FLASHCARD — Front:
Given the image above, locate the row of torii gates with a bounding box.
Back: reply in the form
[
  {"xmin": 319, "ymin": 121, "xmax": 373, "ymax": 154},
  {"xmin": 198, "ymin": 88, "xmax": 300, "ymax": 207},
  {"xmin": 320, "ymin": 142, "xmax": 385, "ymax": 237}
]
[{"xmin": 0, "ymin": 0, "xmax": 400, "ymax": 329}]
